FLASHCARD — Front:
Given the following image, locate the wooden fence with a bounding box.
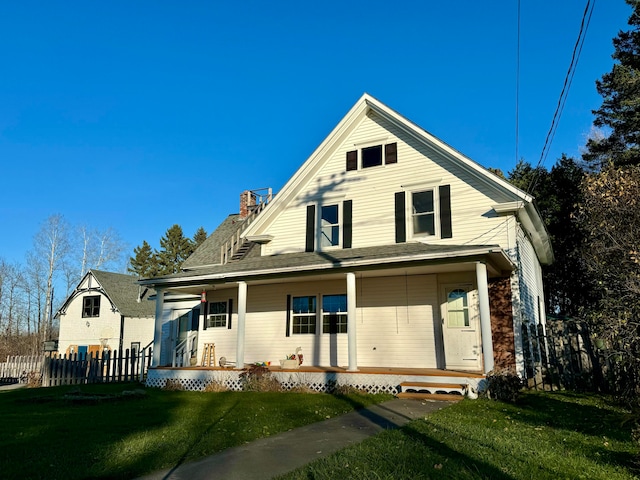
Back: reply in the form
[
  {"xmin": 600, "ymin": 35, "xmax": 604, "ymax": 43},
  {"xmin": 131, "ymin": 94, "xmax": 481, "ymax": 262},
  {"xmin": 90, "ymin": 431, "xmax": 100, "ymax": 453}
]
[
  {"xmin": 522, "ymin": 318, "xmax": 606, "ymax": 392},
  {"xmin": 0, "ymin": 355, "xmax": 42, "ymax": 384},
  {"xmin": 42, "ymin": 348, "xmax": 153, "ymax": 387}
]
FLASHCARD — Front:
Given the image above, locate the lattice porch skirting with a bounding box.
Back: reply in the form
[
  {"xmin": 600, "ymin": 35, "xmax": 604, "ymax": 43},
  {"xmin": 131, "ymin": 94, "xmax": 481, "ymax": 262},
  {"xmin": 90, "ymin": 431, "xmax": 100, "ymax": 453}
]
[{"xmin": 146, "ymin": 368, "xmax": 483, "ymax": 394}]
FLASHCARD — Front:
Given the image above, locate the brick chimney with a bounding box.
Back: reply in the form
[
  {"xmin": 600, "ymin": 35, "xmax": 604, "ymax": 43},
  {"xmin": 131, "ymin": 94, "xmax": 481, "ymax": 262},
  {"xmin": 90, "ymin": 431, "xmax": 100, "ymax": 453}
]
[{"xmin": 239, "ymin": 190, "xmax": 256, "ymax": 218}]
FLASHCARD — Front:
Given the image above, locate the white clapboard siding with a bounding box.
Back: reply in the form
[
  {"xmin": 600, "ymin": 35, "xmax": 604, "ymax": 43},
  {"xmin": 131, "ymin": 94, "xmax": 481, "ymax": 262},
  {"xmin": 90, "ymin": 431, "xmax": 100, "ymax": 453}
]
[
  {"xmin": 201, "ymin": 274, "xmax": 467, "ymax": 369},
  {"xmin": 515, "ymin": 225, "xmax": 544, "ymax": 326},
  {"xmin": 263, "ymin": 110, "xmax": 516, "ymax": 256}
]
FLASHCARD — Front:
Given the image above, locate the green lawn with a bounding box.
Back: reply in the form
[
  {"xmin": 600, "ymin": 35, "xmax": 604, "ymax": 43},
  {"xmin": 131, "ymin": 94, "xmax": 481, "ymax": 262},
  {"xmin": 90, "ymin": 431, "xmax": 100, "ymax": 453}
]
[
  {"xmin": 0, "ymin": 383, "xmax": 391, "ymax": 479},
  {"xmin": 279, "ymin": 391, "xmax": 639, "ymax": 480}
]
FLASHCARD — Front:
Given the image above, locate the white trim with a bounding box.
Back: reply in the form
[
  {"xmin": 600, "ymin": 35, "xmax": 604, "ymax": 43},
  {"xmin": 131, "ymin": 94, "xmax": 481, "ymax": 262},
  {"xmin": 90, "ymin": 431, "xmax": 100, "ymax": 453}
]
[{"xmin": 142, "ymin": 247, "xmax": 514, "ymax": 287}]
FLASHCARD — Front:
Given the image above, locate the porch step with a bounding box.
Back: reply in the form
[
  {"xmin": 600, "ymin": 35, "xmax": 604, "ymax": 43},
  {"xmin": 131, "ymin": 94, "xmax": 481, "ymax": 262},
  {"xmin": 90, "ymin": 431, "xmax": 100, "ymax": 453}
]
[
  {"xmin": 397, "ymin": 392, "xmax": 465, "ymax": 402},
  {"xmin": 399, "ymin": 381, "xmax": 467, "ymax": 397}
]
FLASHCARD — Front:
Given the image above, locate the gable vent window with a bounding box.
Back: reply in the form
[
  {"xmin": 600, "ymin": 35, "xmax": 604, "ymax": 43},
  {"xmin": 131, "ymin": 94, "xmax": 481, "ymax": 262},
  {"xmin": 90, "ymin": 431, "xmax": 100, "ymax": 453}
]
[
  {"xmin": 82, "ymin": 296, "xmax": 100, "ymax": 318},
  {"xmin": 346, "ymin": 142, "xmax": 397, "ymax": 171}
]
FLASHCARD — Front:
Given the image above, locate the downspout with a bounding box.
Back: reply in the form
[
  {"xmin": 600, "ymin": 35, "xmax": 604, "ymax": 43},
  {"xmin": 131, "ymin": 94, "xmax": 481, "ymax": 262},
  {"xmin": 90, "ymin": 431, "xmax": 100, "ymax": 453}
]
[{"xmin": 119, "ymin": 314, "xmax": 125, "ymax": 355}]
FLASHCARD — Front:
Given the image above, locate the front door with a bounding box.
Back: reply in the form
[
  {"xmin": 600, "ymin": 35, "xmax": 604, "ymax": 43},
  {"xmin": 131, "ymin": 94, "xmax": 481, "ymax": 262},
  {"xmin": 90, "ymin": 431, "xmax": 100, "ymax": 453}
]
[{"xmin": 441, "ymin": 284, "xmax": 482, "ymax": 371}]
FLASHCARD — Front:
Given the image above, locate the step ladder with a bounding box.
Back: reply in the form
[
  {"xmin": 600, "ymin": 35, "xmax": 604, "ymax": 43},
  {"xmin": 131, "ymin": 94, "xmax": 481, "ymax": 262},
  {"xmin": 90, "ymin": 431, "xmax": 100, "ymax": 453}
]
[{"xmin": 201, "ymin": 343, "xmax": 216, "ymax": 367}]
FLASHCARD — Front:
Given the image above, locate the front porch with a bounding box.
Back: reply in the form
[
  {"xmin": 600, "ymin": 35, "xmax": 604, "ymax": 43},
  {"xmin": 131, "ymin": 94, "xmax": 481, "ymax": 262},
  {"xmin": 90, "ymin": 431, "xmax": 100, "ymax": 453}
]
[{"xmin": 145, "ymin": 364, "xmax": 486, "ymax": 396}]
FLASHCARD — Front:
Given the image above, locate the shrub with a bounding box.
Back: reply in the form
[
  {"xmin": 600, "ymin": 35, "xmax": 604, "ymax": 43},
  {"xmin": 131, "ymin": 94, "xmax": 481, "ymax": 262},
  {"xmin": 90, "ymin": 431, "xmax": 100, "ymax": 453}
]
[
  {"xmin": 27, "ymin": 371, "xmax": 42, "ymax": 388},
  {"xmin": 203, "ymin": 380, "xmax": 228, "ymax": 392},
  {"xmin": 239, "ymin": 364, "xmax": 281, "ymax": 392},
  {"xmin": 162, "ymin": 379, "xmax": 185, "ymax": 391},
  {"xmin": 484, "ymin": 369, "xmax": 523, "ymax": 402}
]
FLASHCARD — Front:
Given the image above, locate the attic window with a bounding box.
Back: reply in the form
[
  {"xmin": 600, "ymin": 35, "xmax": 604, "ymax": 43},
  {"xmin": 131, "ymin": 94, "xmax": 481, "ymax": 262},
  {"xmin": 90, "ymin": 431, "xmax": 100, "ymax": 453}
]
[
  {"xmin": 346, "ymin": 142, "xmax": 397, "ymax": 171},
  {"xmin": 82, "ymin": 296, "xmax": 100, "ymax": 318},
  {"xmin": 362, "ymin": 145, "xmax": 382, "ymax": 168}
]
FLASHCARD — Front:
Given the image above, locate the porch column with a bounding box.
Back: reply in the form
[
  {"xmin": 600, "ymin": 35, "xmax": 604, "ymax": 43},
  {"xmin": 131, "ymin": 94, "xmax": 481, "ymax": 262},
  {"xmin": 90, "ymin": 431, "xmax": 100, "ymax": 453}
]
[
  {"xmin": 346, "ymin": 272, "xmax": 358, "ymax": 371},
  {"xmin": 236, "ymin": 281, "xmax": 247, "ymax": 368},
  {"xmin": 152, "ymin": 288, "xmax": 165, "ymax": 367},
  {"xmin": 476, "ymin": 262, "xmax": 494, "ymax": 373}
]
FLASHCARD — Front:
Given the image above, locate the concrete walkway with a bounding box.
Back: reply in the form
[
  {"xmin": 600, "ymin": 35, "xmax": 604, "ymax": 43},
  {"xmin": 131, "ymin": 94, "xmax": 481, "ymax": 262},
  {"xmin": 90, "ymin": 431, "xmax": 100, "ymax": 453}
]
[{"xmin": 139, "ymin": 398, "xmax": 451, "ymax": 480}]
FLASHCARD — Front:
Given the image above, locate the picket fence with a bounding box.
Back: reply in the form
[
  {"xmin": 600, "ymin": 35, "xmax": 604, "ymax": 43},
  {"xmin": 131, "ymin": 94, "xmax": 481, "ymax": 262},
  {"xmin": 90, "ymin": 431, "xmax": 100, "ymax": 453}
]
[
  {"xmin": 42, "ymin": 348, "xmax": 153, "ymax": 387},
  {"xmin": 0, "ymin": 355, "xmax": 42, "ymax": 384}
]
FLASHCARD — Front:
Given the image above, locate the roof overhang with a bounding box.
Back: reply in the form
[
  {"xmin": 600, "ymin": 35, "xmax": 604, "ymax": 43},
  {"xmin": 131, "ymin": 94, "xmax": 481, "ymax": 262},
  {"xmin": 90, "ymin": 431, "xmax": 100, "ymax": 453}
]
[
  {"xmin": 140, "ymin": 245, "xmax": 514, "ymax": 291},
  {"xmin": 493, "ymin": 201, "xmax": 554, "ymax": 265}
]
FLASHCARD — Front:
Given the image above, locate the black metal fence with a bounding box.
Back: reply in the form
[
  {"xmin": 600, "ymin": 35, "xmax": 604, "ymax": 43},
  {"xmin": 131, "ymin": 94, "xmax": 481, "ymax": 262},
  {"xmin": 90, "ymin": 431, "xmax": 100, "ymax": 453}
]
[{"xmin": 522, "ymin": 318, "xmax": 607, "ymax": 392}]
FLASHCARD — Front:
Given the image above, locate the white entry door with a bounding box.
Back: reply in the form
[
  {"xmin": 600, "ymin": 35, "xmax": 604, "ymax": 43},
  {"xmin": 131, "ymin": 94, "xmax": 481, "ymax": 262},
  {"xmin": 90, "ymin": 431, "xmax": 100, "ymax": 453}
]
[{"xmin": 441, "ymin": 284, "xmax": 482, "ymax": 371}]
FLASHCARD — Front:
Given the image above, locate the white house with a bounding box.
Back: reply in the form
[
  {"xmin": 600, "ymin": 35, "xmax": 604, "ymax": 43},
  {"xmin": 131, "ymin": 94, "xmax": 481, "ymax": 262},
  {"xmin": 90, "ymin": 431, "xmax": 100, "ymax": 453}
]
[
  {"xmin": 56, "ymin": 270, "xmax": 156, "ymax": 358},
  {"xmin": 140, "ymin": 94, "xmax": 553, "ymax": 395}
]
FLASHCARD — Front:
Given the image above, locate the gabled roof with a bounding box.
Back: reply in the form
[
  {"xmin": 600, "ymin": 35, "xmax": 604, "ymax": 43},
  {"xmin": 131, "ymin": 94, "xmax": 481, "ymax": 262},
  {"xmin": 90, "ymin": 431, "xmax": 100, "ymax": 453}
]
[
  {"xmin": 56, "ymin": 270, "xmax": 156, "ymax": 318},
  {"xmin": 241, "ymin": 93, "xmax": 552, "ymax": 264}
]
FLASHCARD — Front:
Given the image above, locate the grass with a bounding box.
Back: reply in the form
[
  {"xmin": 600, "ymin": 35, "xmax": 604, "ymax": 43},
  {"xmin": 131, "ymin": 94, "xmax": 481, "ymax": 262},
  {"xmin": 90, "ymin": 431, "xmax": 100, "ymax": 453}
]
[
  {"xmin": 278, "ymin": 391, "xmax": 639, "ymax": 480},
  {"xmin": 0, "ymin": 383, "xmax": 391, "ymax": 479}
]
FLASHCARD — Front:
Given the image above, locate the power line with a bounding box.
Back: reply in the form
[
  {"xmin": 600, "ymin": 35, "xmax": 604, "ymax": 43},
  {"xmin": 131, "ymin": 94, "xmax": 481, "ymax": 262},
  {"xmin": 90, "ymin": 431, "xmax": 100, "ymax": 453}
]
[
  {"xmin": 515, "ymin": 0, "xmax": 521, "ymax": 166},
  {"xmin": 527, "ymin": 0, "xmax": 595, "ymax": 194}
]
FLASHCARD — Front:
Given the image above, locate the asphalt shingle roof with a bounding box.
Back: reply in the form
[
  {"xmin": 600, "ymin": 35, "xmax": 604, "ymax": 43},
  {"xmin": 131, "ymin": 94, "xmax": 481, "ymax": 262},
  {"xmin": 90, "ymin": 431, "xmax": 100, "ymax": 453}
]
[
  {"xmin": 156, "ymin": 242, "xmax": 502, "ymax": 283},
  {"xmin": 91, "ymin": 270, "xmax": 156, "ymax": 317}
]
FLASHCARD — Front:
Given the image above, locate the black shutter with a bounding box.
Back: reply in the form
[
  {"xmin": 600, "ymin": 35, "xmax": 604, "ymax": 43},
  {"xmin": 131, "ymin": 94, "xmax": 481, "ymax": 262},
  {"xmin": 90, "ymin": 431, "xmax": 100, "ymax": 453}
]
[
  {"xmin": 395, "ymin": 192, "xmax": 406, "ymax": 243},
  {"xmin": 305, "ymin": 205, "xmax": 315, "ymax": 252},
  {"xmin": 346, "ymin": 150, "xmax": 357, "ymax": 171},
  {"xmin": 285, "ymin": 295, "xmax": 291, "ymax": 337},
  {"xmin": 227, "ymin": 298, "xmax": 233, "ymax": 329},
  {"xmin": 202, "ymin": 302, "xmax": 208, "ymax": 330},
  {"xmin": 439, "ymin": 185, "xmax": 452, "ymax": 238},
  {"xmin": 385, "ymin": 143, "xmax": 397, "ymax": 164},
  {"xmin": 343, "ymin": 200, "xmax": 352, "ymax": 249}
]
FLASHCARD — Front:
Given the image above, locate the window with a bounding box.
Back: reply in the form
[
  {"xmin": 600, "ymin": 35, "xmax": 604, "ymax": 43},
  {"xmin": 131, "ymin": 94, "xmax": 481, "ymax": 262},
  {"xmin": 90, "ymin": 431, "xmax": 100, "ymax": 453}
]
[
  {"xmin": 82, "ymin": 296, "xmax": 100, "ymax": 318},
  {"xmin": 322, "ymin": 294, "xmax": 347, "ymax": 333},
  {"xmin": 321, "ymin": 205, "xmax": 339, "ymax": 247},
  {"xmin": 362, "ymin": 145, "xmax": 382, "ymax": 168},
  {"xmin": 292, "ymin": 296, "xmax": 316, "ymax": 334},
  {"xmin": 411, "ymin": 190, "xmax": 436, "ymax": 236},
  {"xmin": 345, "ymin": 143, "xmax": 397, "ymax": 170},
  {"xmin": 207, "ymin": 301, "xmax": 227, "ymax": 328},
  {"xmin": 447, "ymin": 289, "xmax": 470, "ymax": 327}
]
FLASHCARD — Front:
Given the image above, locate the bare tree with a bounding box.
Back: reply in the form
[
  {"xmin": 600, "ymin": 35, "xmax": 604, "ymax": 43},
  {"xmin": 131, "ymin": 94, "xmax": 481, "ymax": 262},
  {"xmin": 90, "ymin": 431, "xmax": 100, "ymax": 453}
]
[
  {"xmin": 76, "ymin": 225, "xmax": 127, "ymax": 278},
  {"xmin": 30, "ymin": 214, "xmax": 71, "ymax": 345}
]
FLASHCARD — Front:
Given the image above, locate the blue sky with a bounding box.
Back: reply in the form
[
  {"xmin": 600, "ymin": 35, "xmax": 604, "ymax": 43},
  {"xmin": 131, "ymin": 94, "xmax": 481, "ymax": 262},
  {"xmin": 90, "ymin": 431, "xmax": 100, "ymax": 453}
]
[{"xmin": 0, "ymin": 1, "xmax": 632, "ymax": 267}]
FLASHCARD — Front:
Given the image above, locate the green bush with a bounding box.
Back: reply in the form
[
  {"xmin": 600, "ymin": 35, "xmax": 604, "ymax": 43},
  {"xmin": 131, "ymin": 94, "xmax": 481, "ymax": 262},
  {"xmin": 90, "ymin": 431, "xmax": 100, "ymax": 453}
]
[{"xmin": 484, "ymin": 368, "xmax": 523, "ymax": 402}]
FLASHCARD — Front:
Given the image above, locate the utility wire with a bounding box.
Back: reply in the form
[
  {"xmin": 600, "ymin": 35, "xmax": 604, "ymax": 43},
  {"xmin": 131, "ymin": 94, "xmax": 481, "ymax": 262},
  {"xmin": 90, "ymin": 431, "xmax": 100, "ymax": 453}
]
[
  {"xmin": 527, "ymin": 0, "xmax": 595, "ymax": 194},
  {"xmin": 515, "ymin": 0, "xmax": 521, "ymax": 166}
]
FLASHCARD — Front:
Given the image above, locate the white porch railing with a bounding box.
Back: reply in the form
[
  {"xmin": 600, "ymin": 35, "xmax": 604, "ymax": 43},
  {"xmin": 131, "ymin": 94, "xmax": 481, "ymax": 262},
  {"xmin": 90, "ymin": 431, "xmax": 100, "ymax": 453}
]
[{"xmin": 172, "ymin": 331, "xmax": 198, "ymax": 367}]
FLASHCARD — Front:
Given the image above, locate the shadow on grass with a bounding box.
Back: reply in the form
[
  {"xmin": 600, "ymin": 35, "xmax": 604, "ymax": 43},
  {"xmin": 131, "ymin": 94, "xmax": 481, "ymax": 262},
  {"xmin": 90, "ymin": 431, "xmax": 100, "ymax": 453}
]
[{"xmin": 511, "ymin": 391, "xmax": 631, "ymax": 441}]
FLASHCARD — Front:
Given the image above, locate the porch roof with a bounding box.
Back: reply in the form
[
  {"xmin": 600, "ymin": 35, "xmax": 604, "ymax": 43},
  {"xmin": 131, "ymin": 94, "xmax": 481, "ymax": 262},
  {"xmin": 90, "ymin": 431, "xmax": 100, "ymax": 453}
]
[{"xmin": 140, "ymin": 242, "xmax": 513, "ymax": 288}]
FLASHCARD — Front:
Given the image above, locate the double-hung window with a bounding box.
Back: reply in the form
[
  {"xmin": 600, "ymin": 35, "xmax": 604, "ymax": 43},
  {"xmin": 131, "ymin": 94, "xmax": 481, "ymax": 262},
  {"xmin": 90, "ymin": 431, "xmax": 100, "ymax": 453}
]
[
  {"xmin": 411, "ymin": 190, "xmax": 436, "ymax": 236},
  {"xmin": 207, "ymin": 301, "xmax": 227, "ymax": 328},
  {"xmin": 320, "ymin": 205, "xmax": 339, "ymax": 247},
  {"xmin": 292, "ymin": 296, "xmax": 317, "ymax": 334},
  {"xmin": 322, "ymin": 294, "xmax": 347, "ymax": 334},
  {"xmin": 82, "ymin": 296, "xmax": 100, "ymax": 318}
]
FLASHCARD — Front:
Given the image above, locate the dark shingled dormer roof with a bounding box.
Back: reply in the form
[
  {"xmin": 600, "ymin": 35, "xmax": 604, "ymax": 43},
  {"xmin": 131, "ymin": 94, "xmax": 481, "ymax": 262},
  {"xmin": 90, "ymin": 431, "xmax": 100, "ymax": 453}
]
[{"xmin": 90, "ymin": 270, "xmax": 156, "ymax": 318}]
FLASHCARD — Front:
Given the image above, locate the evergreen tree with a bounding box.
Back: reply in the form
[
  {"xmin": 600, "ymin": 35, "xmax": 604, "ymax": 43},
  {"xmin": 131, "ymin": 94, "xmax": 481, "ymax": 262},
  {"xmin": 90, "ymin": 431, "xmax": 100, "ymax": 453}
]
[
  {"xmin": 507, "ymin": 157, "xmax": 595, "ymax": 317},
  {"xmin": 192, "ymin": 227, "xmax": 208, "ymax": 250},
  {"xmin": 584, "ymin": 0, "xmax": 640, "ymax": 168},
  {"xmin": 156, "ymin": 225, "xmax": 193, "ymax": 275},
  {"xmin": 127, "ymin": 240, "xmax": 158, "ymax": 278}
]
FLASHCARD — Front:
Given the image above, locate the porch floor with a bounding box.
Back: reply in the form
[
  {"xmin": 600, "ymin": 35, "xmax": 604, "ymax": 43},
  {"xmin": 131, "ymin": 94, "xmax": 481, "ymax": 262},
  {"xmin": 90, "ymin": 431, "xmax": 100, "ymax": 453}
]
[{"xmin": 156, "ymin": 364, "xmax": 485, "ymax": 379}]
